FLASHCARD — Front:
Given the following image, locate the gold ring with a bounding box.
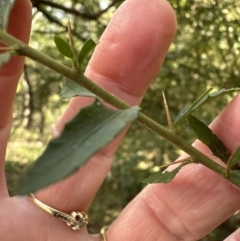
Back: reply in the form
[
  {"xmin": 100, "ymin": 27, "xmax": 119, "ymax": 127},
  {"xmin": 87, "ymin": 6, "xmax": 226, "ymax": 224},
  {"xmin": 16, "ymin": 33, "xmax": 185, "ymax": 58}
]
[
  {"xmin": 100, "ymin": 226, "xmax": 108, "ymax": 241},
  {"xmin": 31, "ymin": 194, "xmax": 88, "ymax": 230}
]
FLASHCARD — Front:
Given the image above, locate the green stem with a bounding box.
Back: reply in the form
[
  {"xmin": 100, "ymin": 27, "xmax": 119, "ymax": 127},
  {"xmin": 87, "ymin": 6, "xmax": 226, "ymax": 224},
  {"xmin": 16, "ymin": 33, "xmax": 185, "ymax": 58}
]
[{"xmin": 0, "ymin": 30, "xmax": 237, "ymax": 186}]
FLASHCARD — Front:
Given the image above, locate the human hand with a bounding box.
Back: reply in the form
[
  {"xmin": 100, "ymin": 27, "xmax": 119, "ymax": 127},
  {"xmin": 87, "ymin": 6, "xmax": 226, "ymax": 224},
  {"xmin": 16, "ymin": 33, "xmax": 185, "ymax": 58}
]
[{"xmin": 1, "ymin": 0, "xmax": 240, "ymax": 240}]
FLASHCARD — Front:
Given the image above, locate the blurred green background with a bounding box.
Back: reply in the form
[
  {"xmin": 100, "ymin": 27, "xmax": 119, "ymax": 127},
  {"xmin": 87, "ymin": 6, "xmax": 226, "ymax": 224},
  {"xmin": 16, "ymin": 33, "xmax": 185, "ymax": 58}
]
[{"xmin": 5, "ymin": 0, "xmax": 240, "ymax": 240}]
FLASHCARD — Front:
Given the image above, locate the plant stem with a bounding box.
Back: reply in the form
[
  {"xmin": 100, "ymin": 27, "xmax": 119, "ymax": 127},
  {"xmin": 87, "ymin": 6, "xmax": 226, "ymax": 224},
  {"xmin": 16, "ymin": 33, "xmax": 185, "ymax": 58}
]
[{"xmin": 0, "ymin": 30, "xmax": 237, "ymax": 186}]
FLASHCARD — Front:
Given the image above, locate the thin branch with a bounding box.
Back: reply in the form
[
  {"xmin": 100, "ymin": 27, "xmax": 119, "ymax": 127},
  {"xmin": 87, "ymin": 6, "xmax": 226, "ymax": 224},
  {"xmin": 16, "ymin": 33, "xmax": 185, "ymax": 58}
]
[
  {"xmin": 23, "ymin": 65, "xmax": 34, "ymax": 129},
  {"xmin": 33, "ymin": 30, "xmax": 66, "ymax": 35},
  {"xmin": 36, "ymin": 5, "xmax": 65, "ymax": 28},
  {"xmin": 0, "ymin": 29, "xmax": 236, "ymax": 187},
  {"xmin": 36, "ymin": 5, "xmax": 86, "ymax": 42},
  {"xmin": 33, "ymin": 0, "xmax": 122, "ymax": 20}
]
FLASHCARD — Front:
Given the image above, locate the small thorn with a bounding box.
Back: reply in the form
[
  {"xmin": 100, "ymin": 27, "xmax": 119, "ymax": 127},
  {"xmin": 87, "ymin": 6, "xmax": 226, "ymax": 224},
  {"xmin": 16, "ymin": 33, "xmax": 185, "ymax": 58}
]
[
  {"xmin": 67, "ymin": 17, "xmax": 78, "ymax": 69},
  {"xmin": 159, "ymin": 157, "xmax": 193, "ymax": 170},
  {"xmin": 162, "ymin": 90, "xmax": 174, "ymax": 131}
]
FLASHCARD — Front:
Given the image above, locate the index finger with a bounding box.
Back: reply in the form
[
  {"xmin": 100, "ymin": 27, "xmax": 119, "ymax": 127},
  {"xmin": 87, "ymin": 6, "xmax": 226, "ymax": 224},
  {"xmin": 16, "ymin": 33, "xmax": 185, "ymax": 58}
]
[
  {"xmin": 36, "ymin": 0, "xmax": 176, "ymax": 213},
  {"xmin": 0, "ymin": 0, "xmax": 31, "ymax": 194},
  {"xmin": 0, "ymin": 0, "xmax": 31, "ymax": 75},
  {"xmin": 0, "ymin": 0, "xmax": 31, "ymax": 126}
]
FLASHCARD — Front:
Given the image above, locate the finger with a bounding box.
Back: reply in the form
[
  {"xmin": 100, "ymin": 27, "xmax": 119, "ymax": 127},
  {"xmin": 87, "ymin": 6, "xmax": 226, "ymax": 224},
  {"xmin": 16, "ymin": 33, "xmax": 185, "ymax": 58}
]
[
  {"xmin": 54, "ymin": 0, "xmax": 176, "ymax": 131},
  {"xmin": 107, "ymin": 94, "xmax": 240, "ymax": 241},
  {"xmin": 224, "ymin": 228, "xmax": 240, "ymax": 241},
  {"xmin": 0, "ymin": 0, "xmax": 32, "ymax": 195},
  {"xmin": 37, "ymin": 0, "xmax": 176, "ymax": 213},
  {"xmin": 0, "ymin": 0, "xmax": 32, "ymax": 127}
]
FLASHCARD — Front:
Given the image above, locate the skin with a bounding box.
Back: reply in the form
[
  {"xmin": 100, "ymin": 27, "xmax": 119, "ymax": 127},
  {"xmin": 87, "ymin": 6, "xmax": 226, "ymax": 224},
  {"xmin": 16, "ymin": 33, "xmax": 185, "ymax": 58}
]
[{"xmin": 0, "ymin": 0, "xmax": 240, "ymax": 240}]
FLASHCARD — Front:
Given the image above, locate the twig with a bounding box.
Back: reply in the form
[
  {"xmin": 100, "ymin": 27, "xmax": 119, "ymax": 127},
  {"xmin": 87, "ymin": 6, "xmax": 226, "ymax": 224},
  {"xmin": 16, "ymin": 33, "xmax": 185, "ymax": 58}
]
[{"xmin": 0, "ymin": 29, "xmax": 236, "ymax": 187}]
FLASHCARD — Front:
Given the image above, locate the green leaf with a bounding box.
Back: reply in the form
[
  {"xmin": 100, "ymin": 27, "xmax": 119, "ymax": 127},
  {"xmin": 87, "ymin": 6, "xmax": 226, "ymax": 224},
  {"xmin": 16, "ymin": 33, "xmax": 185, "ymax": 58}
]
[
  {"xmin": 142, "ymin": 162, "xmax": 190, "ymax": 184},
  {"xmin": 174, "ymin": 88, "xmax": 213, "ymax": 126},
  {"xmin": 16, "ymin": 100, "xmax": 140, "ymax": 195},
  {"xmin": 230, "ymin": 147, "xmax": 240, "ymax": 168},
  {"xmin": 61, "ymin": 78, "xmax": 96, "ymax": 99},
  {"xmin": 53, "ymin": 36, "xmax": 73, "ymax": 59},
  {"xmin": 229, "ymin": 170, "xmax": 240, "ymax": 184},
  {"xmin": 0, "ymin": 0, "xmax": 16, "ymax": 30},
  {"xmin": 0, "ymin": 52, "xmax": 11, "ymax": 67},
  {"xmin": 174, "ymin": 87, "xmax": 240, "ymax": 127},
  {"xmin": 78, "ymin": 38, "xmax": 96, "ymax": 66},
  {"xmin": 187, "ymin": 114, "xmax": 230, "ymax": 163}
]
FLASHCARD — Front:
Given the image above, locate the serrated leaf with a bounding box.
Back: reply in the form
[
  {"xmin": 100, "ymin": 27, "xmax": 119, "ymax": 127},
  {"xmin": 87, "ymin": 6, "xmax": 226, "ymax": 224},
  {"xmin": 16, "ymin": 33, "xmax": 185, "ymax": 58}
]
[
  {"xmin": 53, "ymin": 36, "xmax": 73, "ymax": 59},
  {"xmin": 16, "ymin": 100, "xmax": 140, "ymax": 195},
  {"xmin": 61, "ymin": 78, "xmax": 96, "ymax": 99},
  {"xmin": 229, "ymin": 170, "xmax": 240, "ymax": 184},
  {"xmin": 142, "ymin": 162, "xmax": 190, "ymax": 184},
  {"xmin": 230, "ymin": 147, "xmax": 240, "ymax": 168},
  {"xmin": 174, "ymin": 87, "xmax": 240, "ymax": 127},
  {"xmin": 187, "ymin": 114, "xmax": 230, "ymax": 163},
  {"xmin": 0, "ymin": 0, "xmax": 16, "ymax": 30},
  {"xmin": 78, "ymin": 38, "xmax": 96, "ymax": 66},
  {"xmin": 0, "ymin": 52, "xmax": 11, "ymax": 67}
]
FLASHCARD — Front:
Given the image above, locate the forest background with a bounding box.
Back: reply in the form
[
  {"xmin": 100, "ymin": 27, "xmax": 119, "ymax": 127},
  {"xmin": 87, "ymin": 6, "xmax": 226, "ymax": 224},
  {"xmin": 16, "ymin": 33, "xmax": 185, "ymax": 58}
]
[{"xmin": 5, "ymin": 0, "xmax": 240, "ymax": 240}]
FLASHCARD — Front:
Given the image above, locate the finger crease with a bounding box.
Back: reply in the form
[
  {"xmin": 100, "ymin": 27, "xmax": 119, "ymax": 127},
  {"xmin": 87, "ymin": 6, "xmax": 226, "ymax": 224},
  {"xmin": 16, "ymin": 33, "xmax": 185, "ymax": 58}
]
[{"xmin": 142, "ymin": 195, "xmax": 197, "ymax": 241}]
